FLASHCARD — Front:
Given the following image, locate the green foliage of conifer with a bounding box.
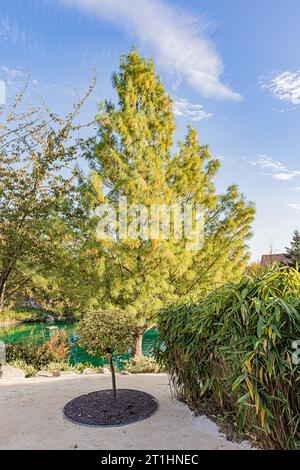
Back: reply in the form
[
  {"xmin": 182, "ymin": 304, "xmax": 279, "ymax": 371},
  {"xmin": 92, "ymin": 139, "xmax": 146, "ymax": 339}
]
[
  {"xmin": 286, "ymin": 229, "xmax": 300, "ymax": 267},
  {"xmin": 85, "ymin": 50, "xmax": 255, "ymax": 354}
]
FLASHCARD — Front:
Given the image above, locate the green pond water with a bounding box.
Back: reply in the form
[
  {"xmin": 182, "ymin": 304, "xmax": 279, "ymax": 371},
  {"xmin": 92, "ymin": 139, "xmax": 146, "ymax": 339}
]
[{"xmin": 0, "ymin": 322, "xmax": 159, "ymax": 369}]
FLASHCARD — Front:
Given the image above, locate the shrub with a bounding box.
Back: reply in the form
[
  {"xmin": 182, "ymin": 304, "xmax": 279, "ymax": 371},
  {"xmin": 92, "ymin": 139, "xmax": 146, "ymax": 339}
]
[
  {"xmin": 156, "ymin": 267, "xmax": 300, "ymax": 449},
  {"xmin": 9, "ymin": 360, "xmax": 101, "ymax": 377},
  {"xmin": 6, "ymin": 342, "xmax": 49, "ymax": 370},
  {"xmin": 69, "ymin": 362, "xmax": 101, "ymax": 374},
  {"xmin": 125, "ymin": 356, "xmax": 162, "ymax": 374},
  {"xmin": 43, "ymin": 361, "xmax": 71, "ymax": 373},
  {"xmin": 78, "ymin": 309, "xmax": 133, "ymax": 403},
  {"xmin": 5, "ymin": 329, "xmax": 71, "ymax": 370},
  {"xmin": 9, "ymin": 359, "xmax": 37, "ymax": 377},
  {"xmin": 43, "ymin": 361, "xmax": 102, "ymax": 374},
  {"xmin": 44, "ymin": 329, "xmax": 71, "ymax": 362}
]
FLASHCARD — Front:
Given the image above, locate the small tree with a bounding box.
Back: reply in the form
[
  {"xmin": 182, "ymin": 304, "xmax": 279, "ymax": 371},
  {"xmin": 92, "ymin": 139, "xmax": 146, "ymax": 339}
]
[
  {"xmin": 77, "ymin": 310, "xmax": 133, "ymax": 403},
  {"xmin": 286, "ymin": 230, "xmax": 300, "ymax": 267}
]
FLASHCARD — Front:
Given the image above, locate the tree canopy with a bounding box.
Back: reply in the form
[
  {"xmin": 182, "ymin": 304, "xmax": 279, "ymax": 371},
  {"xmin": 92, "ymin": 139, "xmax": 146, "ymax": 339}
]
[
  {"xmin": 286, "ymin": 229, "xmax": 300, "ymax": 267},
  {"xmin": 78, "ymin": 309, "xmax": 133, "ymax": 401},
  {"xmin": 84, "ymin": 50, "xmax": 255, "ymax": 355},
  {"xmin": 0, "ymin": 82, "xmax": 94, "ymax": 310}
]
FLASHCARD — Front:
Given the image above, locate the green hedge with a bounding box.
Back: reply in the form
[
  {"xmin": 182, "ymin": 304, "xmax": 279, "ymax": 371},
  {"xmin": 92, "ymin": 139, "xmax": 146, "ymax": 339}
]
[{"xmin": 156, "ymin": 267, "xmax": 300, "ymax": 449}]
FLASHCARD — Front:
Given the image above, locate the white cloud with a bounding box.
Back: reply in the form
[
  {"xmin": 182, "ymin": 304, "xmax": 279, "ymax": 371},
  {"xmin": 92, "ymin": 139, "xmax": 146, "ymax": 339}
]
[
  {"xmin": 0, "ymin": 80, "xmax": 6, "ymax": 105},
  {"xmin": 174, "ymin": 98, "xmax": 212, "ymax": 121},
  {"xmin": 0, "ymin": 17, "xmax": 29, "ymax": 49},
  {"xmin": 291, "ymin": 187, "xmax": 300, "ymax": 191},
  {"xmin": 249, "ymin": 155, "xmax": 300, "ymax": 181},
  {"xmin": 272, "ymin": 106, "xmax": 297, "ymax": 113},
  {"xmin": 43, "ymin": 82, "xmax": 80, "ymax": 98},
  {"xmin": 262, "ymin": 71, "xmax": 300, "ymax": 105},
  {"xmin": 0, "ymin": 18, "xmax": 14, "ymax": 43},
  {"xmin": 0, "ymin": 64, "xmax": 77, "ymax": 104},
  {"xmin": 0, "ymin": 65, "xmax": 27, "ymax": 79},
  {"xmin": 287, "ymin": 202, "xmax": 300, "ymax": 210},
  {"xmin": 273, "ymin": 173, "xmax": 298, "ymax": 181},
  {"xmin": 0, "ymin": 66, "xmax": 38, "ymax": 101},
  {"xmin": 59, "ymin": 0, "xmax": 242, "ymax": 101}
]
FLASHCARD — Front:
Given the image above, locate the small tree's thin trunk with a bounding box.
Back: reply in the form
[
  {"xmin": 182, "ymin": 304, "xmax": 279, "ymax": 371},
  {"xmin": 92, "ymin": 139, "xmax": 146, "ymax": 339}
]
[
  {"xmin": 109, "ymin": 355, "xmax": 117, "ymax": 404},
  {"xmin": 132, "ymin": 327, "xmax": 145, "ymax": 358}
]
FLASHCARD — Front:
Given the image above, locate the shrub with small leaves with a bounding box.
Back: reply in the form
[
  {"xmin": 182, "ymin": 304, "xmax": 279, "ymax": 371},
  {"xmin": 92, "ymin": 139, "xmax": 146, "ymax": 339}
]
[
  {"xmin": 125, "ymin": 356, "xmax": 162, "ymax": 374},
  {"xmin": 5, "ymin": 329, "xmax": 71, "ymax": 370},
  {"xmin": 44, "ymin": 330, "xmax": 71, "ymax": 362},
  {"xmin": 5, "ymin": 342, "xmax": 49, "ymax": 370},
  {"xmin": 9, "ymin": 360, "xmax": 37, "ymax": 378},
  {"xmin": 78, "ymin": 309, "xmax": 133, "ymax": 402}
]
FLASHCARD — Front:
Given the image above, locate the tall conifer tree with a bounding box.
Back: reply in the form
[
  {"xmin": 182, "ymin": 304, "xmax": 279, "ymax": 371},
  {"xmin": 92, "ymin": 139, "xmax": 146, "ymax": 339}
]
[
  {"xmin": 87, "ymin": 50, "xmax": 255, "ymax": 356},
  {"xmin": 286, "ymin": 230, "xmax": 300, "ymax": 266}
]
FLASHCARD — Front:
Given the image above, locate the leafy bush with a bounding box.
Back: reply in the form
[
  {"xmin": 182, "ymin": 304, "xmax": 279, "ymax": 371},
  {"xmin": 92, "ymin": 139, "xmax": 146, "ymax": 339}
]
[
  {"xmin": 8, "ymin": 360, "xmax": 101, "ymax": 377},
  {"xmin": 5, "ymin": 329, "xmax": 71, "ymax": 370},
  {"xmin": 43, "ymin": 362, "xmax": 72, "ymax": 373},
  {"xmin": 6, "ymin": 342, "xmax": 48, "ymax": 370},
  {"xmin": 44, "ymin": 330, "xmax": 71, "ymax": 362},
  {"xmin": 125, "ymin": 356, "xmax": 162, "ymax": 374},
  {"xmin": 156, "ymin": 267, "xmax": 300, "ymax": 449},
  {"xmin": 9, "ymin": 359, "xmax": 37, "ymax": 377},
  {"xmin": 78, "ymin": 309, "xmax": 133, "ymax": 402},
  {"xmin": 66, "ymin": 362, "xmax": 101, "ymax": 374},
  {"xmin": 43, "ymin": 361, "xmax": 103, "ymax": 374}
]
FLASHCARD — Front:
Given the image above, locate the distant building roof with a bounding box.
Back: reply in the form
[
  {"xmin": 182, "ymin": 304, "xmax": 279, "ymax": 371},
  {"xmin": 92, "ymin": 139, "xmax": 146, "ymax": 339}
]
[{"xmin": 260, "ymin": 253, "xmax": 290, "ymax": 267}]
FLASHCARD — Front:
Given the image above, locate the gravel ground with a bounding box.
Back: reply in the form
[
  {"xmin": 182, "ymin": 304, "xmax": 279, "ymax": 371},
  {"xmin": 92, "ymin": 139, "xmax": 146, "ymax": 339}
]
[{"xmin": 0, "ymin": 373, "xmax": 253, "ymax": 450}]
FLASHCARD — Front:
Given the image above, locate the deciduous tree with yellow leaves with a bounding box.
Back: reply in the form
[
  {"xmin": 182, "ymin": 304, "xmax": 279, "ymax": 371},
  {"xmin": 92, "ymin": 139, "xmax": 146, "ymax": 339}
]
[{"xmin": 0, "ymin": 82, "xmax": 94, "ymax": 310}]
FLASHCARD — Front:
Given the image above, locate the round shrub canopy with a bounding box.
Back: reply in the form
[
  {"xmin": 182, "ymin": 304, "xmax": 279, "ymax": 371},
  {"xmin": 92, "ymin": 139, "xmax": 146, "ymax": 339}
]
[{"xmin": 78, "ymin": 309, "xmax": 133, "ymax": 357}]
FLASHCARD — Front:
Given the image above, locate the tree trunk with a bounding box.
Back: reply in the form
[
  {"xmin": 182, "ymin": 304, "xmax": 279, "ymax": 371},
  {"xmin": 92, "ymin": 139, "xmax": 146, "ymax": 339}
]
[
  {"xmin": 132, "ymin": 327, "xmax": 145, "ymax": 358},
  {"xmin": 109, "ymin": 355, "xmax": 117, "ymax": 404}
]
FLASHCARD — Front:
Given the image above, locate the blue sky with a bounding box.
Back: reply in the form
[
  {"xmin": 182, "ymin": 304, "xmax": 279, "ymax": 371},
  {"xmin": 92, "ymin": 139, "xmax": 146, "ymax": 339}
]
[{"xmin": 1, "ymin": 0, "xmax": 300, "ymax": 260}]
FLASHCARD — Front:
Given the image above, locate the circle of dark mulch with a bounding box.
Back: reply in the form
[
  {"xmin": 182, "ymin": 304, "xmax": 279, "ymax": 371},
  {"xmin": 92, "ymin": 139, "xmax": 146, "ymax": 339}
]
[{"xmin": 63, "ymin": 389, "xmax": 158, "ymax": 427}]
